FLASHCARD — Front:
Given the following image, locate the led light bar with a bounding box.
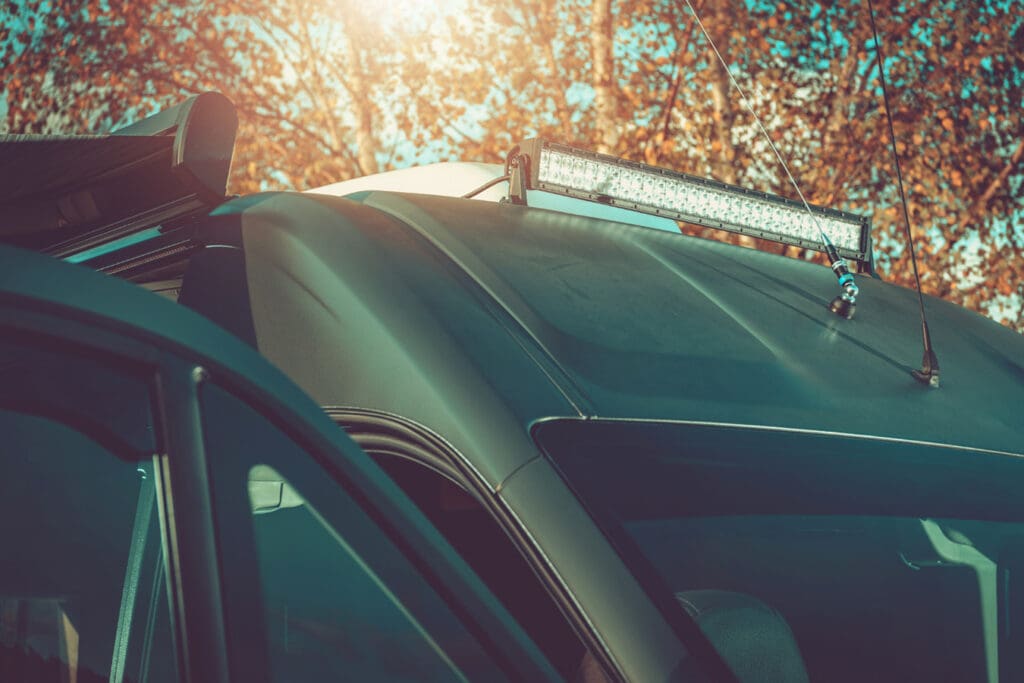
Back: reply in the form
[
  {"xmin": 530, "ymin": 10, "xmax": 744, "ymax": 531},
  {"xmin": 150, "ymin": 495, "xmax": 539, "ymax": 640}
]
[{"xmin": 509, "ymin": 139, "xmax": 871, "ymax": 265}]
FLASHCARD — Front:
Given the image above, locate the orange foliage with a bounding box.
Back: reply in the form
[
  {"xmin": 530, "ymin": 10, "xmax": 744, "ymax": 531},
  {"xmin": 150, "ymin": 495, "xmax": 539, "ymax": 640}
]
[{"xmin": 1, "ymin": 0, "xmax": 1021, "ymax": 330}]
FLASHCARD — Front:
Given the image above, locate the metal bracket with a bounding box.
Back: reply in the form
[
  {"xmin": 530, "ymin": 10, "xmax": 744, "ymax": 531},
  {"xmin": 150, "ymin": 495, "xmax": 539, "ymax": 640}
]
[{"xmin": 505, "ymin": 147, "xmax": 530, "ymax": 206}]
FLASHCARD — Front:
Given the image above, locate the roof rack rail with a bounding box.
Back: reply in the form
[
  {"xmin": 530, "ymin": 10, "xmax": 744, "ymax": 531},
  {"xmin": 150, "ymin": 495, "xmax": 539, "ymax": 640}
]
[{"xmin": 0, "ymin": 91, "xmax": 237, "ymax": 257}]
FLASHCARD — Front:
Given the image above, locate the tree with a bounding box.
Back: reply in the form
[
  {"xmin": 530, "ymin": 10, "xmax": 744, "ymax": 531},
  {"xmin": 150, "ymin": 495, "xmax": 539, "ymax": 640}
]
[
  {"xmin": 1, "ymin": 0, "xmax": 419, "ymax": 192},
  {"xmin": 429, "ymin": 0, "xmax": 1022, "ymax": 330},
  {"xmin": 2, "ymin": 0, "xmax": 1022, "ymax": 330}
]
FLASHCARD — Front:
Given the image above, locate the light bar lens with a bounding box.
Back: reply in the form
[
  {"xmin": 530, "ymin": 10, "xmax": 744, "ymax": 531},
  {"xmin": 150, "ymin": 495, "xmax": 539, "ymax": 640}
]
[{"xmin": 526, "ymin": 140, "xmax": 868, "ymax": 261}]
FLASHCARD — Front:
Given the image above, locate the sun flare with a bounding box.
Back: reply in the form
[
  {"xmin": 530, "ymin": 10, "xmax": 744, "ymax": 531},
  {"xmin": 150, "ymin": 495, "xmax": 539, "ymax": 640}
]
[{"xmin": 351, "ymin": 0, "xmax": 467, "ymax": 34}]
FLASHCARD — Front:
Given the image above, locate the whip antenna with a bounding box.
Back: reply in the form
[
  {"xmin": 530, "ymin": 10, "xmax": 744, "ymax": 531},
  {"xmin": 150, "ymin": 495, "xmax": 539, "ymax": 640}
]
[
  {"xmin": 867, "ymin": 0, "xmax": 940, "ymax": 387},
  {"xmin": 682, "ymin": 0, "xmax": 859, "ymax": 319}
]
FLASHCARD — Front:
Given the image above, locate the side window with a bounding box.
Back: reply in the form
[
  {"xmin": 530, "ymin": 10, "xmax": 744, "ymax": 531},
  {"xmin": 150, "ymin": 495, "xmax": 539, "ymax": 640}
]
[
  {"xmin": 372, "ymin": 455, "xmax": 589, "ymax": 680},
  {"xmin": 248, "ymin": 465, "xmax": 474, "ymax": 681},
  {"xmin": 0, "ymin": 338, "xmax": 177, "ymax": 683},
  {"xmin": 200, "ymin": 384, "xmax": 554, "ymax": 683}
]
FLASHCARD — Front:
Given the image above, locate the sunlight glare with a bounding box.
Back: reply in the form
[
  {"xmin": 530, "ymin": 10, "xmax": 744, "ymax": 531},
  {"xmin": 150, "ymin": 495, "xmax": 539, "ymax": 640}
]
[{"xmin": 354, "ymin": 0, "xmax": 467, "ymax": 34}]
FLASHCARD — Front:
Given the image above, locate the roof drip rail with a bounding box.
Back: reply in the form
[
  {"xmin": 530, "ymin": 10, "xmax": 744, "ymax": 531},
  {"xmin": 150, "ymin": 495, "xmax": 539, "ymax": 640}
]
[{"xmin": 0, "ymin": 92, "xmax": 238, "ymax": 257}]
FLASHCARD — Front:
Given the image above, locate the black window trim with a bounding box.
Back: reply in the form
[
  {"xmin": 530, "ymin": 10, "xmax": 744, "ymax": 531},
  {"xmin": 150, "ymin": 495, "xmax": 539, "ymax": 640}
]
[
  {"xmin": 154, "ymin": 359, "xmax": 233, "ymax": 683},
  {"xmin": 202, "ymin": 386, "xmax": 563, "ymax": 683},
  {"xmin": 326, "ymin": 405, "xmax": 628, "ymax": 683},
  {"xmin": 0, "ymin": 315, "xmax": 229, "ymax": 683}
]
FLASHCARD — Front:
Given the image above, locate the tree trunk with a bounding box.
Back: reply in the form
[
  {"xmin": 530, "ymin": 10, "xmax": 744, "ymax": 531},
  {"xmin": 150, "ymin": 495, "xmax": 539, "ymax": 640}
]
[
  {"xmin": 343, "ymin": 33, "xmax": 378, "ymax": 176},
  {"xmin": 709, "ymin": 69, "xmax": 738, "ymax": 185},
  {"xmin": 705, "ymin": 3, "xmax": 738, "ymax": 186},
  {"xmin": 703, "ymin": 3, "xmax": 756, "ymax": 247},
  {"xmin": 591, "ymin": 0, "xmax": 618, "ymax": 154}
]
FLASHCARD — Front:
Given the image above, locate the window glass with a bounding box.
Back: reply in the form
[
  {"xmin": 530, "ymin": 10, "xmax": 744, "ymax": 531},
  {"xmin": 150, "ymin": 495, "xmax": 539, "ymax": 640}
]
[
  {"xmin": 200, "ymin": 384, "xmax": 519, "ymax": 683},
  {"xmin": 248, "ymin": 466, "xmax": 471, "ymax": 682},
  {"xmin": 628, "ymin": 514, "xmax": 1023, "ymax": 683},
  {"xmin": 0, "ymin": 338, "xmax": 157, "ymax": 458},
  {"xmin": 0, "ymin": 339, "xmax": 176, "ymax": 683},
  {"xmin": 535, "ymin": 419, "xmax": 1024, "ymax": 683},
  {"xmin": 372, "ymin": 454, "xmax": 586, "ymax": 679}
]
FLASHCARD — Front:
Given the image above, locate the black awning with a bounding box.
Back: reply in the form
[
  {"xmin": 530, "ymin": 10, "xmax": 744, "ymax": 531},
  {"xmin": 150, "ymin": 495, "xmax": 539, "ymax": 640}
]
[{"xmin": 0, "ymin": 91, "xmax": 237, "ymax": 255}]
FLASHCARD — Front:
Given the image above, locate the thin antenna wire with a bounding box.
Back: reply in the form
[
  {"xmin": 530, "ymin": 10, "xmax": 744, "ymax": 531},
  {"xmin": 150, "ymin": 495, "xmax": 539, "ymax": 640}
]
[
  {"xmin": 866, "ymin": 0, "xmax": 918, "ymax": 291},
  {"xmin": 866, "ymin": 0, "xmax": 939, "ymax": 386},
  {"xmin": 681, "ymin": 0, "xmax": 823, "ymax": 239},
  {"xmin": 682, "ymin": 0, "xmax": 860, "ymax": 319}
]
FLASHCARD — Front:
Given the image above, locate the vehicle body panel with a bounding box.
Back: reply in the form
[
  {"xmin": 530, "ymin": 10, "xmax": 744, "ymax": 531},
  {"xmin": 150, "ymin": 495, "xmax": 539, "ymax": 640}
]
[
  {"xmin": 203, "ymin": 190, "xmax": 1024, "ymax": 460},
  {"xmin": 179, "ymin": 187, "xmax": 1024, "ymax": 682},
  {"xmin": 0, "ymin": 244, "xmax": 568, "ymax": 683}
]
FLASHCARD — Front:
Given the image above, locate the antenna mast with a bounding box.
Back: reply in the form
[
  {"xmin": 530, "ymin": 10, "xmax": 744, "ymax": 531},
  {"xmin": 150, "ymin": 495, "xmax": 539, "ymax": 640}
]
[
  {"xmin": 681, "ymin": 0, "xmax": 859, "ymax": 319},
  {"xmin": 866, "ymin": 0, "xmax": 940, "ymax": 387}
]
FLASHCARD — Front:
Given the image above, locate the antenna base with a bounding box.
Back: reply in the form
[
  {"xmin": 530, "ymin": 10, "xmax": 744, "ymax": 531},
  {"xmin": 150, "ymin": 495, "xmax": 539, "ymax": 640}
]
[
  {"xmin": 829, "ymin": 295, "xmax": 856, "ymax": 319},
  {"xmin": 827, "ymin": 252, "xmax": 858, "ymax": 320},
  {"xmin": 911, "ymin": 348, "xmax": 941, "ymax": 388}
]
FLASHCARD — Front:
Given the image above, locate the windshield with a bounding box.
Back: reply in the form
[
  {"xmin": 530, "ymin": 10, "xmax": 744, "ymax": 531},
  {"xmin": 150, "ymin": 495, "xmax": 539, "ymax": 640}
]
[{"xmin": 534, "ymin": 419, "xmax": 1024, "ymax": 683}]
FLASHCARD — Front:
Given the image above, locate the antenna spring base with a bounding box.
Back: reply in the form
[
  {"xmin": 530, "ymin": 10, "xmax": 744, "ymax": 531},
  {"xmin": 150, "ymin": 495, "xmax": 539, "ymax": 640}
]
[
  {"xmin": 911, "ymin": 348, "xmax": 941, "ymax": 388},
  {"xmin": 829, "ymin": 291, "xmax": 856, "ymax": 320},
  {"xmin": 828, "ymin": 263, "xmax": 859, "ymax": 320}
]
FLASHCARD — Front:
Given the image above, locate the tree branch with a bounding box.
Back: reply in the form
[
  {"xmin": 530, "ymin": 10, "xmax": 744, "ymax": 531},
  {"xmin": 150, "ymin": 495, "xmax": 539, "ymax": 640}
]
[{"xmin": 956, "ymin": 138, "xmax": 1024, "ymax": 234}]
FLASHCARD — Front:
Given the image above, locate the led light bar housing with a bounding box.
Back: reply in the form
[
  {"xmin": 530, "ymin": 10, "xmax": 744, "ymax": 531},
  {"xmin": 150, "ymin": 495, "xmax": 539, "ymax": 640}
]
[{"xmin": 508, "ymin": 139, "xmax": 872, "ymax": 267}]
